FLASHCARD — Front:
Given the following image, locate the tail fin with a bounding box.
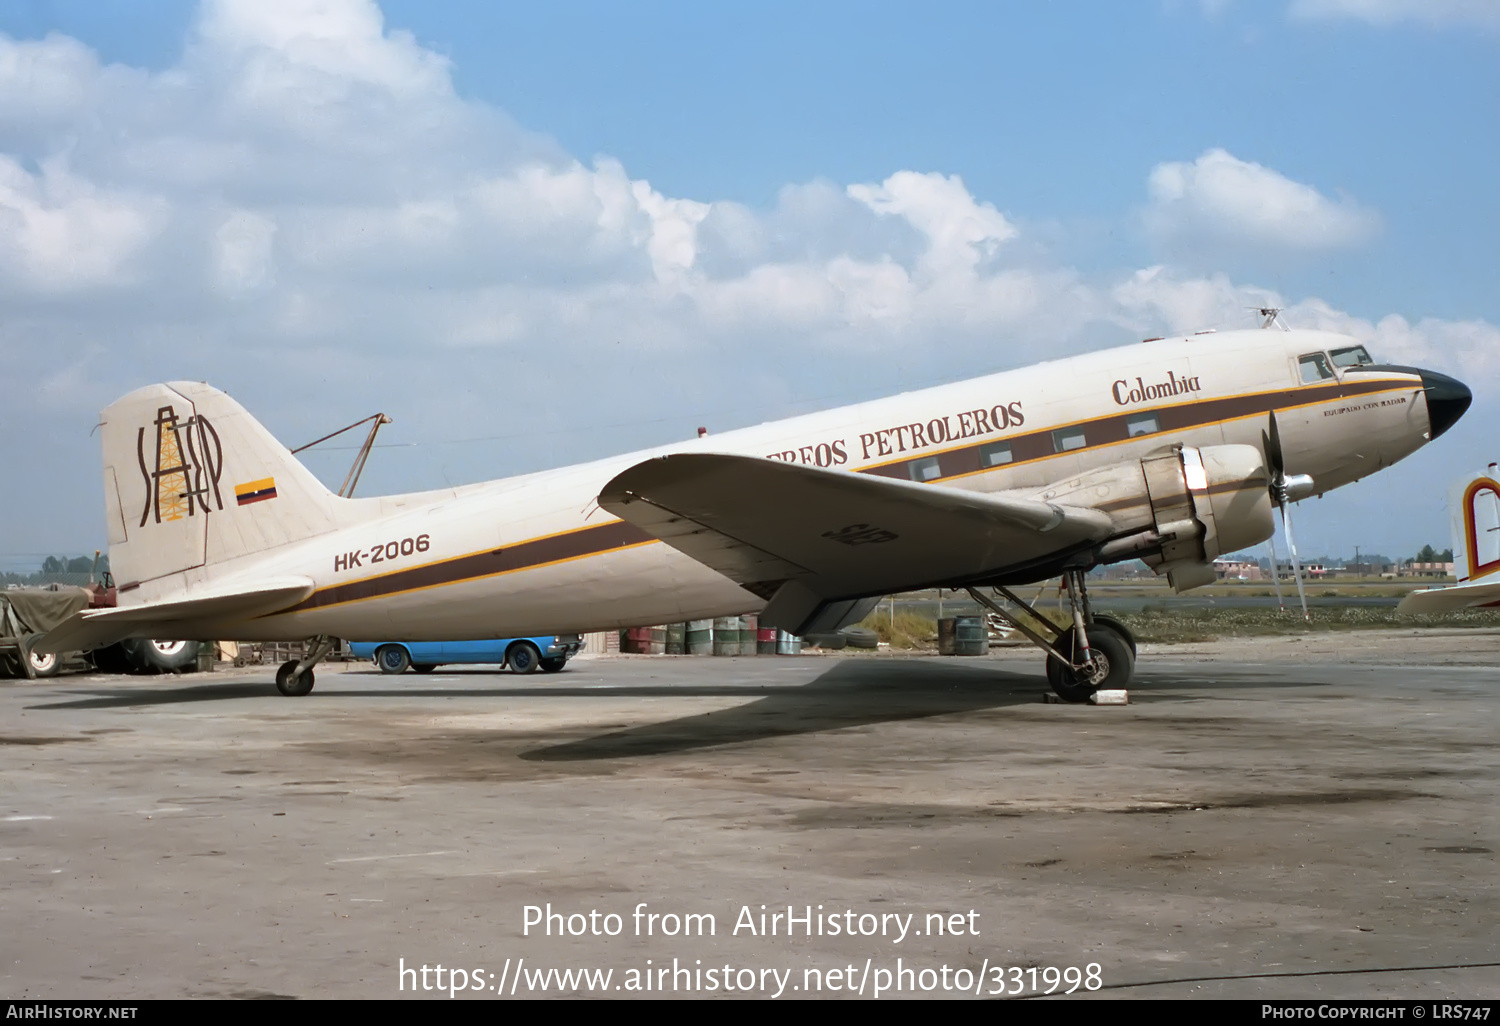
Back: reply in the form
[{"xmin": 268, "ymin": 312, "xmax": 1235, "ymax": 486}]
[
  {"xmin": 1452, "ymin": 462, "xmax": 1500, "ymax": 584},
  {"xmin": 101, "ymin": 382, "xmax": 353, "ymax": 589}
]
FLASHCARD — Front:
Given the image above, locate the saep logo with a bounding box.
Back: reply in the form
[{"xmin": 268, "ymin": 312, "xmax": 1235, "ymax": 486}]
[
  {"xmin": 1112, "ymin": 371, "xmax": 1202, "ymax": 406},
  {"xmin": 137, "ymin": 404, "xmax": 224, "ymax": 526}
]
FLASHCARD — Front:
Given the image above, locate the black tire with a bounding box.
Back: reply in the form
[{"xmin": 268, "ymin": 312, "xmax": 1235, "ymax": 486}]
[
  {"xmin": 375, "ymin": 645, "xmax": 411, "ymax": 674},
  {"xmin": 1089, "ymin": 614, "xmax": 1137, "ymax": 658},
  {"xmin": 539, "ymin": 656, "xmax": 567, "ymax": 673},
  {"xmin": 507, "ymin": 641, "xmax": 542, "ymax": 674},
  {"xmin": 1045, "ymin": 626, "xmax": 1134, "ymax": 703},
  {"xmin": 411, "ymin": 663, "xmax": 438, "ymax": 674},
  {"xmin": 275, "ymin": 659, "xmax": 315, "ymax": 697},
  {"xmin": 87, "ymin": 643, "xmax": 132, "ymax": 674},
  {"xmin": 121, "ymin": 639, "xmax": 200, "ymax": 674}
]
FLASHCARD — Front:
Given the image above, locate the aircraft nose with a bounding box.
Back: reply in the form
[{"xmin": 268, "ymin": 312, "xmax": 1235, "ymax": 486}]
[{"xmin": 1420, "ymin": 369, "xmax": 1472, "ymax": 439}]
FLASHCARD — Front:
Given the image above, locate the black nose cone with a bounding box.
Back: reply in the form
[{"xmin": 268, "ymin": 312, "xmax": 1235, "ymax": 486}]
[{"xmin": 1421, "ymin": 369, "xmax": 1472, "ymax": 439}]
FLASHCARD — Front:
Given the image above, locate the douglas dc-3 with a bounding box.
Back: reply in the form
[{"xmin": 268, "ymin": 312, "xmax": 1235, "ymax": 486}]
[{"xmin": 38, "ymin": 326, "xmax": 1471, "ymax": 702}]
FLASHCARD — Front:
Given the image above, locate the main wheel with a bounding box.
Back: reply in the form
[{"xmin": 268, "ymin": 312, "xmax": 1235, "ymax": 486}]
[
  {"xmin": 1045, "ymin": 626, "xmax": 1134, "ymax": 703},
  {"xmin": 1088, "ymin": 614, "xmax": 1137, "ymax": 658},
  {"xmin": 539, "ymin": 656, "xmax": 567, "ymax": 673},
  {"xmin": 411, "ymin": 663, "xmax": 438, "ymax": 674},
  {"xmin": 275, "ymin": 659, "xmax": 315, "ymax": 697},
  {"xmin": 375, "ymin": 645, "xmax": 411, "ymax": 674},
  {"xmin": 122, "ymin": 639, "xmax": 201, "ymax": 674},
  {"xmin": 506, "ymin": 641, "xmax": 542, "ymax": 674}
]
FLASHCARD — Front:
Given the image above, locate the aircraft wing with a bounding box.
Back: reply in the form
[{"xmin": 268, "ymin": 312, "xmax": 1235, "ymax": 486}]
[
  {"xmin": 34, "ymin": 578, "xmax": 315, "ymax": 654},
  {"xmin": 1396, "ymin": 580, "xmax": 1500, "ymax": 615},
  {"xmin": 599, "ymin": 453, "xmax": 1112, "ymax": 632}
]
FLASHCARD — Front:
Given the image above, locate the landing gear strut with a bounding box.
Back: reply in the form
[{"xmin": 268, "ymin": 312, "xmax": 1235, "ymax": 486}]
[
  {"xmin": 275, "ymin": 635, "xmax": 336, "ymax": 697},
  {"xmin": 966, "ymin": 571, "xmax": 1135, "ymax": 703}
]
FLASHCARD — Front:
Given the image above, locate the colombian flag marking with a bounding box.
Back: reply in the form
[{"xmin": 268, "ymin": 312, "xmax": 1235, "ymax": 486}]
[{"xmin": 235, "ymin": 477, "xmax": 278, "ymax": 506}]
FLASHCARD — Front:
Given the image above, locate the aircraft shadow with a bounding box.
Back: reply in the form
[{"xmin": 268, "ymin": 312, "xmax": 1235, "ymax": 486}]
[{"xmin": 520, "ymin": 660, "xmax": 1043, "ymax": 761}]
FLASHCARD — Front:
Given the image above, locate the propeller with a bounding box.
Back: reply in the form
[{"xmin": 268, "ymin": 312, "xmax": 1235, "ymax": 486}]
[{"xmin": 1261, "ymin": 411, "xmax": 1314, "ymax": 622}]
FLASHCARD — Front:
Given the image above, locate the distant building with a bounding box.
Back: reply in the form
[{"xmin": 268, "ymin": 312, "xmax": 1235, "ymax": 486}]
[
  {"xmin": 1400, "ymin": 561, "xmax": 1454, "ymax": 578},
  {"xmin": 1213, "ymin": 557, "xmax": 1262, "ymax": 580}
]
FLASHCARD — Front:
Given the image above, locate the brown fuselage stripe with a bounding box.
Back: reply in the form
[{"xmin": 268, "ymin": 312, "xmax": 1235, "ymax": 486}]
[
  {"xmin": 861, "ymin": 377, "xmax": 1410, "ymax": 482},
  {"xmin": 285, "ymin": 376, "xmax": 1416, "ymax": 612},
  {"xmin": 285, "ymin": 519, "xmax": 654, "ymax": 612}
]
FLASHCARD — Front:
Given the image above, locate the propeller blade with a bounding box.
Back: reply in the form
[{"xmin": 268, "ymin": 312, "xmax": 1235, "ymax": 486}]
[
  {"xmin": 1280, "ymin": 494, "xmax": 1311, "ymax": 622},
  {"xmin": 1267, "ymin": 535, "xmax": 1286, "ymax": 613},
  {"xmin": 1263, "ymin": 410, "xmax": 1286, "ymax": 482}
]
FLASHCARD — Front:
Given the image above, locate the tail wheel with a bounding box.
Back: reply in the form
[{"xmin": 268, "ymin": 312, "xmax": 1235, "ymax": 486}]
[
  {"xmin": 375, "ymin": 646, "xmax": 411, "ymax": 674},
  {"xmin": 1046, "ymin": 626, "xmax": 1134, "ymax": 703},
  {"xmin": 275, "ymin": 660, "xmax": 315, "ymax": 697},
  {"xmin": 411, "ymin": 664, "xmax": 438, "ymax": 674},
  {"xmin": 507, "ymin": 641, "xmax": 542, "ymax": 674},
  {"xmin": 539, "ymin": 656, "xmax": 567, "ymax": 673}
]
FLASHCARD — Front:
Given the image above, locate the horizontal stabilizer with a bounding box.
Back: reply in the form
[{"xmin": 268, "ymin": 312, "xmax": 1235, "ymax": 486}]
[
  {"xmin": 35, "ymin": 578, "xmax": 315, "ymax": 654},
  {"xmin": 1396, "ymin": 581, "xmax": 1500, "ymax": 615},
  {"xmin": 598, "ymin": 453, "xmax": 1112, "ymax": 626}
]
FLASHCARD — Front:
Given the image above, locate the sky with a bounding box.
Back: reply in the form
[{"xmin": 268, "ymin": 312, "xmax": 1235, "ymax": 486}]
[{"xmin": 1, "ymin": 0, "xmax": 1497, "ymax": 571}]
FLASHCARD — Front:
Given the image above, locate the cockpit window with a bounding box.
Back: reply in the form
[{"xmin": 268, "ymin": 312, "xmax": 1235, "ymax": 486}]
[
  {"xmin": 1329, "ymin": 345, "xmax": 1374, "ymax": 368},
  {"xmin": 1298, "ymin": 352, "xmax": 1336, "ymax": 384}
]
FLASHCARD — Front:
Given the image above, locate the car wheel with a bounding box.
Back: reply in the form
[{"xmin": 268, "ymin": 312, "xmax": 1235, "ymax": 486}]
[
  {"xmin": 25, "ymin": 639, "xmax": 60, "ymax": 678},
  {"xmin": 122, "ymin": 639, "xmax": 200, "ymax": 674},
  {"xmin": 507, "ymin": 641, "xmax": 542, "ymax": 674},
  {"xmin": 539, "ymin": 656, "xmax": 566, "ymax": 673},
  {"xmin": 375, "ymin": 646, "xmax": 411, "ymax": 674}
]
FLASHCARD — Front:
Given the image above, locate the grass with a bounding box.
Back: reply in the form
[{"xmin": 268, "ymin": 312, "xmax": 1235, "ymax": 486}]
[
  {"xmin": 1112, "ymin": 605, "xmax": 1500, "ymax": 644},
  {"xmin": 866, "ymin": 596, "xmax": 1500, "ymax": 648},
  {"xmin": 858, "ymin": 610, "xmax": 939, "ymax": 650}
]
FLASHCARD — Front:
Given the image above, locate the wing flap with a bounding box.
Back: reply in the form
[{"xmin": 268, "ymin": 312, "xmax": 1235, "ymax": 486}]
[
  {"xmin": 35, "ymin": 577, "xmax": 315, "ymax": 654},
  {"xmin": 599, "ymin": 453, "xmax": 1112, "ymax": 604}
]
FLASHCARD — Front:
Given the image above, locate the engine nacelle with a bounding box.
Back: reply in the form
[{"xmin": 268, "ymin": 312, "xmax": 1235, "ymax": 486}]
[{"xmin": 1018, "ymin": 443, "xmax": 1275, "ymax": 591}]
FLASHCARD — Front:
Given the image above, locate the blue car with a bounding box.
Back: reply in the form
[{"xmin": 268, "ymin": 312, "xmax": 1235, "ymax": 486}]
[{"xmin": 348, "ymin": 635, "xmax": 583, "ymax": 675}]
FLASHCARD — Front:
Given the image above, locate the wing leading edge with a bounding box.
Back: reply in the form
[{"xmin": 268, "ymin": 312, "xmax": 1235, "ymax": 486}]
[{"xmin": 598, "ymin": 453, "xmax": 1112, "ymax": 634}]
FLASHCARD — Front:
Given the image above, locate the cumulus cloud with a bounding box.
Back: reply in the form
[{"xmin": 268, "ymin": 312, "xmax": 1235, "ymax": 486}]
[
  {"xmin": 1145, "ymin": 148, "xmax": 1380, "ymax": 251},
  {"xmin": 0, "ymin": 156, "xmax": 166, "ymax": 291},
  {"xmin": 1289, "ymin": 0, "xmax": 1500, "ymax": 29}
]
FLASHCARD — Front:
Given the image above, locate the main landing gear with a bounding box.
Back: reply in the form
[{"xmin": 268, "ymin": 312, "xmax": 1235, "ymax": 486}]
[
  {"xmin": 275, "ymin": 635, "xmax": 336, "ymax": 697},
  {"xmin": 966, "ymin": 571, "xmax": 1136, "ymax": 703}
]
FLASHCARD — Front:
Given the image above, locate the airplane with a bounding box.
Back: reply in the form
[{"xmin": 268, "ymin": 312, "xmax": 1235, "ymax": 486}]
[
  {"xmin": 1397, "ymin": 463, "xmax": 1500, "ymax": 614},
  {"xmin": 37, "ymin": 326, "xmax": 1471, "ymax": 702}
]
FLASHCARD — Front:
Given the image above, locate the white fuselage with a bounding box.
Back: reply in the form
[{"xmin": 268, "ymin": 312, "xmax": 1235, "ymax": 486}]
[{"xmin": 132, "ymin": 329, "xmax": 1439, "ymax": 641}]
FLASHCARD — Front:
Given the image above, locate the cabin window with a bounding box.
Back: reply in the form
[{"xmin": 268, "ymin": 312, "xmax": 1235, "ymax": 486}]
[
  {"xmin": 980, "ymin": 441, "xmax": 1013, "ymax": 467},
  {"xmin": 1298, "ymin": 352, "xmax": 1335, "ymax": 384},
  {"xmin": 909, "ymin": 456, "xmax": 941, "ymax": 482},
  {"xmin": 1329, "ymin": 345, "xmax": 1374, "ymax": 368},
  {"xmin": 1125, "ymin": 412, "xmax": 1159, "ymax": 437},
  {"xmin": 1053, "ymin": 427, "xmax": 1087, "ymax": 453}
]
